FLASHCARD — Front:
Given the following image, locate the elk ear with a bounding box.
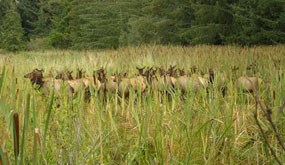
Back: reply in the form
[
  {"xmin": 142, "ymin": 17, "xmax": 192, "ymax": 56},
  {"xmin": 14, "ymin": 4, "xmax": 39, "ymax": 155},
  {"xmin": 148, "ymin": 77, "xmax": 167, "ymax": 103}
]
[
  {"xmin": 24, "ymin": 73, "xmax": 29, "ymax": 78},
  {"xmin": 169, "ymin": 65, "xmax": 176, "ymax": 69},
  {"xmin": 35, "ymin": 68, "xmax": 43, "ymax": 72},
  {"xmin": 123, "ymin": 72, "xmax": 128, "ymax": 77}
]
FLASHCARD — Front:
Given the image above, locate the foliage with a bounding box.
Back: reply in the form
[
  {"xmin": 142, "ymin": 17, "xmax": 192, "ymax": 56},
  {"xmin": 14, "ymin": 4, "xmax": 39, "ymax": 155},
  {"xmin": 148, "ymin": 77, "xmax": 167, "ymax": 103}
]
[
  {"xmin": 0, "ymin": 0, "xmax": 285, "ymax": 50},
  {"xmin": 17, "ymin": 0, "xmax": 41, "ymax": 40},
  {"xmin": 0, "ymin": 1, "xmax": 25, "ymax": 51}
]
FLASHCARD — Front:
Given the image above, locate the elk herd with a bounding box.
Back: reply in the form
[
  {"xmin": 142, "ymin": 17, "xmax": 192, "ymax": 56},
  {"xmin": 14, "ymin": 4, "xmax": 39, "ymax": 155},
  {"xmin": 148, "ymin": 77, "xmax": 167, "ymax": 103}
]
[{"xmin": 24, "ymin": 65, "xmax": 264, "ymax": 101}]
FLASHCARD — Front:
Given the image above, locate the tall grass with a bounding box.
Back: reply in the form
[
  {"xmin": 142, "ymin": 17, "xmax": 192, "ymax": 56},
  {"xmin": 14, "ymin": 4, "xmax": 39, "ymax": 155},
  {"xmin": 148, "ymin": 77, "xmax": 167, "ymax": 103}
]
[{"xmin": 0, "ymin": 45, "xmax": 284, "ymax": 164}]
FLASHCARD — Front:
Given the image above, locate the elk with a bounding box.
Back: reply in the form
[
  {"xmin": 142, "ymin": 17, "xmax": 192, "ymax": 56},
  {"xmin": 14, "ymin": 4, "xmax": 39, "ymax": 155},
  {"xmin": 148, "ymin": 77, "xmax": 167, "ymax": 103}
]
[
  {"xmin": 116, "ymin": 70, "xmax": 148, "ymax": 97},
  {"xmin": 231, "ymin": 66, "xmax": 263, "ymax": 94},
  {"xmin": 24, "ymin": 69, "xmax": 74, "ymax": 96},
  {"xmin": 76, "ymin": 68, "xmax": 86, "ymax": 79},
  {"xmin": 116, "ymin": 72, "xmax": 130, "ymax": 97},
  {"xmin": 246, "ymin": 59, "xmax": 258, "ymax": 75},
  {"xmin": 237, "ymin": 76, "xmax": 263, "ymax": 94},
  {"xmin": 167, "ymin": 65, "xmax": 177, "ymax": 77},
  {"xmin": 55, "ymin": 69, "xmax": 91, "ymax": 95},
  {"xmin": 129, "ymin": 75, "xmax": 147, "ymax": 93},
  {"xmin": 175, "ymin": 68, "xmax": 214, "ymax": 94},
  {"xmin": 55, "ymin": 70, "xmax": 74, "ymax": 80},
  {"xmin": 144, "ymin": 66, "xmax": 175, "ymax": 95},
  {"xmin": 25, "ymin": 69, "xmax": 92, "ymax": 101},
  {"xmin": 136, "ymin": 66, "xmax": 146, "ymax": 76},
  {"xmin": 94, "ymin": 68, "xmax": 117, "ymax": 96}
]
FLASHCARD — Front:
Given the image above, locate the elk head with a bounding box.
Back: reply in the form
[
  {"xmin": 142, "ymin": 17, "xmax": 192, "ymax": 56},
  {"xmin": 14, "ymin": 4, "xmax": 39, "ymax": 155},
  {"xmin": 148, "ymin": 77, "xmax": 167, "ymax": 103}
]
[
  {"xmin": 136, "ymin": 66, "xmax": 146, "ymax": 76},
  {"xmin": 24, "ymin": 68, "xmax": 44, "ymax": 87},
  {"xmin": 55, "ymin": 70, "xmax": 73, "ymax": 80},
  {"xmin": 76, "ymin": 68, "xmax": 86, "ymax": 79},
  {"xmin": 167, "ymin": 65, "xmax": 177, "ymax": 77},
  {"xmin": 94, "ymin": 67, "xmax": 107, "ymax": 83}
]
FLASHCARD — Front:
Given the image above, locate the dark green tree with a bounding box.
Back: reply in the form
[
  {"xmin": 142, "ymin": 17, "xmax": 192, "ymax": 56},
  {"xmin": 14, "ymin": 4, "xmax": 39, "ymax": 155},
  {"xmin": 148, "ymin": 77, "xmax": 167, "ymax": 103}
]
[
  {"xmin": 0, "ymin": 1, "xmax": 25, "ymax": 51},
  {"xmin": 48, "ymin": 0, "xmax": 72, "ymax": 48},
  {"xmin": 227, "ymin": 0, "xmax": 285, "ymax": 45},
  {"xmin": 17, "ymin": 0, "xmax": 41, "ymax": 40},
  {"xmin": 125, "ymin": 0, "xmax": 195, "ymax": 45},
  {"xmin": 35, "ymin": 0, "xmax": 55, "ymax": 36},
  {"xmin": 68, "ymin": 0, "xmax": 121, "ymax": 49},
  {"xmin": 189, "ymin": 0, "xmax": 234, "ymax": 44}
]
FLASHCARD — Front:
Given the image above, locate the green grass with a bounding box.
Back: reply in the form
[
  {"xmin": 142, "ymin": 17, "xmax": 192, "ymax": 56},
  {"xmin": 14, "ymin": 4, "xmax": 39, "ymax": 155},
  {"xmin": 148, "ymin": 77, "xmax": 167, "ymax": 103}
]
[{"xmin": 0, "ymin": 45, "xmax": 285, "ymax": 164}]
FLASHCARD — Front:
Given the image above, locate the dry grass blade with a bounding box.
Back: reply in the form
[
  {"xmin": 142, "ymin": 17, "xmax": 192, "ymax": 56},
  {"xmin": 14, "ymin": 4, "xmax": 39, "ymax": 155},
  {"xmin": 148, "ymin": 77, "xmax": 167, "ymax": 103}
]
[
  {"xmin": 255, "ymin": 96, "xmax": 285, "ymax": 151},
  {"xmin": 253, "ymin": 100, "xmax": 282, "ymax": 165},
  {"xmin": 33, "ymin": 128, "xmax": 41, "ymax": 164}
]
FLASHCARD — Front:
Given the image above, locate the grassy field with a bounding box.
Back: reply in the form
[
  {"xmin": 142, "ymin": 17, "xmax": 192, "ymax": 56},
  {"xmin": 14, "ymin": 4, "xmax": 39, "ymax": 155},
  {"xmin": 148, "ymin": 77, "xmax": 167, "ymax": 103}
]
[{"xmin": 0, "ymin": 45, "xmax": 285, "ymax": 164}]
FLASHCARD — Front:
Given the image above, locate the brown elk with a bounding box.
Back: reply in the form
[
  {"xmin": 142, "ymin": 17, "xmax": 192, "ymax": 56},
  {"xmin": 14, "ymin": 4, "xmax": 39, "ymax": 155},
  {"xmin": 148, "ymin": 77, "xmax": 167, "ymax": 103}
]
[
  {"xmin": 76, "ymin": 68, "xmax": 86, "ymax": 79},
  {"xmin": 136, "ymin": 66, "xmax": 146, "ymax": 76},
  {"xmin": 25, "ymin": 69, "xmax": 92, "ymax": 101},
  {"xmin": 231, "ymin": 65, "xmax": 263, "ymax": 94},
  {"xmin": 175, "ymin": 68, "xmax": 214, "ymax": 94},
  {"xmin": 237, "ymin": 76, "xmax": 263, "ymax": 94},
  {"xmin": 24, "ymin": 69, "xmax": 74, "ymax": 96},
  {"xmin": 55, "ymin": 70, "xmax": 74, "ymax": 80},
  {"xmin": 94, "ymin": 68, "xmax": 117, "ymax": 96},
  {"xmin": 116, "ymin": 70, "xmax": 148, "ymax": 97}
]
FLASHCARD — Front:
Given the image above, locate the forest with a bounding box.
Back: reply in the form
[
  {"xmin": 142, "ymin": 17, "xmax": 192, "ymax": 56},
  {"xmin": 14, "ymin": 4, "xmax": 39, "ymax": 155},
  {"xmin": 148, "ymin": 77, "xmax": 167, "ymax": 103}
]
[{"xmin": 0, "ymin": 0, "xmax": 285, "ymax": 51}]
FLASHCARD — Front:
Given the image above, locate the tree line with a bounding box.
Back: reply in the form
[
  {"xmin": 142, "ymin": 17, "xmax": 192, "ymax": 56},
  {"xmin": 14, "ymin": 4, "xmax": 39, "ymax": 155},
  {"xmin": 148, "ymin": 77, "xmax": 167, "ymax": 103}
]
[{"xmin": 0, "ymin": 0, "xmax": 284, "ymax": 51}]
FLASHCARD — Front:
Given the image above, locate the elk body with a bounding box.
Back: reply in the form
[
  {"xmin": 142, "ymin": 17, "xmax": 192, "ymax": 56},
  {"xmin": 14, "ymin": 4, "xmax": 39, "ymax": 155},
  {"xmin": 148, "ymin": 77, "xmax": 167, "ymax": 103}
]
[
  {"xmin": 237, "ymin": 76, "xmax": 263, "ymax": 93},
  {"xmin": 129, "ymin": 76, "xmax": 147, "ymax": 93},
  {"xmin": 175, "ymin": 69, "xmax": 212, "ymax": 93},
  {"xmin": 145, "ymin": 67, "xmax": 176, "ymax": 93},
  {"xmin": 55, "ymin": 70, "xmax": 73, "ymax": 80},
  {"xmin": 54, "ymin": 69, "xmax": 93, "ymax": 101},
  {"xmin": 94, "ymin": 68, "xmax": 118, "ymax": 96},
  {"xmin": 176, "ymin": 76, "xmax": 209, "ymax": 93},
  {"xmin": 117, "ymin": 72, "xmax": 147, "ymax": 97}
]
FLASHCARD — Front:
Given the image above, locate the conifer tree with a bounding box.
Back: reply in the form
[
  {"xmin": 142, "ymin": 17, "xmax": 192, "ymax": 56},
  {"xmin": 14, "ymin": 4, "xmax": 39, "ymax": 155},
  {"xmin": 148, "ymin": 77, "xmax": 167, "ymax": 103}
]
[
  {"xmin": 17, "ymin": 0, "xmax": 40, "ymax": 39},
  {"xmin": 0, "ymin": 1, "xmax": 25, "ymax": 51}
]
